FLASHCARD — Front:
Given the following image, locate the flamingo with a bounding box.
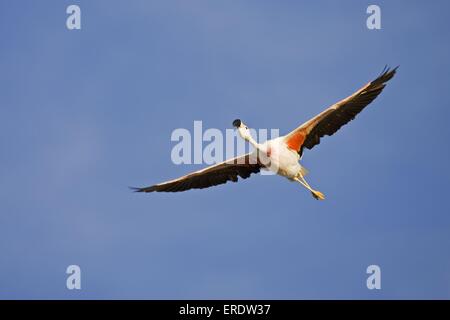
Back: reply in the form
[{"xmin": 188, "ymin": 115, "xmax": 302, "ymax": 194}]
[{"xmin": 133, "ymin": 67, "xmax": 397, "ymax": 200}]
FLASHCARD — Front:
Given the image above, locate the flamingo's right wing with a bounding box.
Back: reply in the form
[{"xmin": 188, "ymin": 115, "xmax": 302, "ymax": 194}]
[
  {"xmin": 284, "ymin": 66, "xmax": 398, "ymax": 157},
  {"xmin": 132, "ymin": 153, "xmax": 261, "ymax": 193}
]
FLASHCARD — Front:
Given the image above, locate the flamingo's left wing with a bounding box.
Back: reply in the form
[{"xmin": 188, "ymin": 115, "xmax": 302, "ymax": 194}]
[
  {"xmin": 131, "ymin": 153, "xmax": 261, "ymax": 193},
  {"xmin": 284, "ymin": 66, "xmax": 398, "ymax": 157}
]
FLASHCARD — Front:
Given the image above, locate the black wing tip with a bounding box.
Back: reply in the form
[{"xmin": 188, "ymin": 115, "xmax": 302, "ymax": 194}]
[
  {"xmin": 129, "ymin": 186, "xmax": 154, "ymax": 193},
  {"xmin": 373, "ymin": 65, "xmax": 398, "ymax": 86},
  {"xmin": 381, "ymin": 65, "xmax": 399, "ymax": 77},
  {"xmin": 129, "ymin": 186, "xmax": 143, "ymax": 192}
]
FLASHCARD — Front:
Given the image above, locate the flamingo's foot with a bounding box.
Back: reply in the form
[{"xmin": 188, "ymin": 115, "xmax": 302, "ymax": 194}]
[{"xmin": 311, "ymin": 190, "xmax": 325, "ymax": 200}]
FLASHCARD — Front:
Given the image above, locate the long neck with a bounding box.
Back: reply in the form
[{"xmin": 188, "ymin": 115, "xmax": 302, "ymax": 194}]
[{"xmin": 246, "ymin": 135, "xmax": 267, "ymax": 153}]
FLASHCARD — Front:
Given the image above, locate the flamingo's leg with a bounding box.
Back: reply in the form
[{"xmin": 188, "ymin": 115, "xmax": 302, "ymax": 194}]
[{"xmin": 294, "ymin": 175, "xmax": 325, "ymax": 200}]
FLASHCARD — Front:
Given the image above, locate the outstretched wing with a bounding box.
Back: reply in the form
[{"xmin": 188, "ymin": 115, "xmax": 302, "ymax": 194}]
[
  {"xmin": 132, "ymin": 153, "xmax": 261, "ymax": 193},
  {"xmin": 284, "ymin": 66, "xmax": 398, "ymax": 157}
]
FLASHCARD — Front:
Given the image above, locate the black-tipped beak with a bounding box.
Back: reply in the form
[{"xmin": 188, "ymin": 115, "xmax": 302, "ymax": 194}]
[{"xmin": 232, "ymin": 119, "xmax": 242, "ymax": 128}]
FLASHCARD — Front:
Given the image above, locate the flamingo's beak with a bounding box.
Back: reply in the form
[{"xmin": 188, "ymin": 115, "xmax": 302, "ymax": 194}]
[{"xmin": 232, "ymin": 119, "xmax": 242, "ymax": 128}]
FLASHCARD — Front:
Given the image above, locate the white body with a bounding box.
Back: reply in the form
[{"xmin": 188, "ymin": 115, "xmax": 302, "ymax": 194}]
[
  {"xmin": 238, "ymin": 123, "xmax": 322, "ymax": 199},
  {"xmin": 250, "ymin": 136, "xmax": 302, "ymax": 179}
]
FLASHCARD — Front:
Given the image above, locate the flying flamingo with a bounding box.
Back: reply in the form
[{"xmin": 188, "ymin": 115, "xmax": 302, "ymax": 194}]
[{"xmin": 133, "ymin": 67, "xmax": 397, "ymax": 200}]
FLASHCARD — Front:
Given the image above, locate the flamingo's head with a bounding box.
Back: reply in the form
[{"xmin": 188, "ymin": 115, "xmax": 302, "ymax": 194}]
[{"xmin": 233, "ymin": 119, "xmax": 252, "ymax": 141}]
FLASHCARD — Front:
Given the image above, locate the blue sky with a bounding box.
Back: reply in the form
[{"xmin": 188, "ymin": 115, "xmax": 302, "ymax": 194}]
[{"xmin": 1, "ymin": 0, "xmax": 450, "ymax": 299}]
